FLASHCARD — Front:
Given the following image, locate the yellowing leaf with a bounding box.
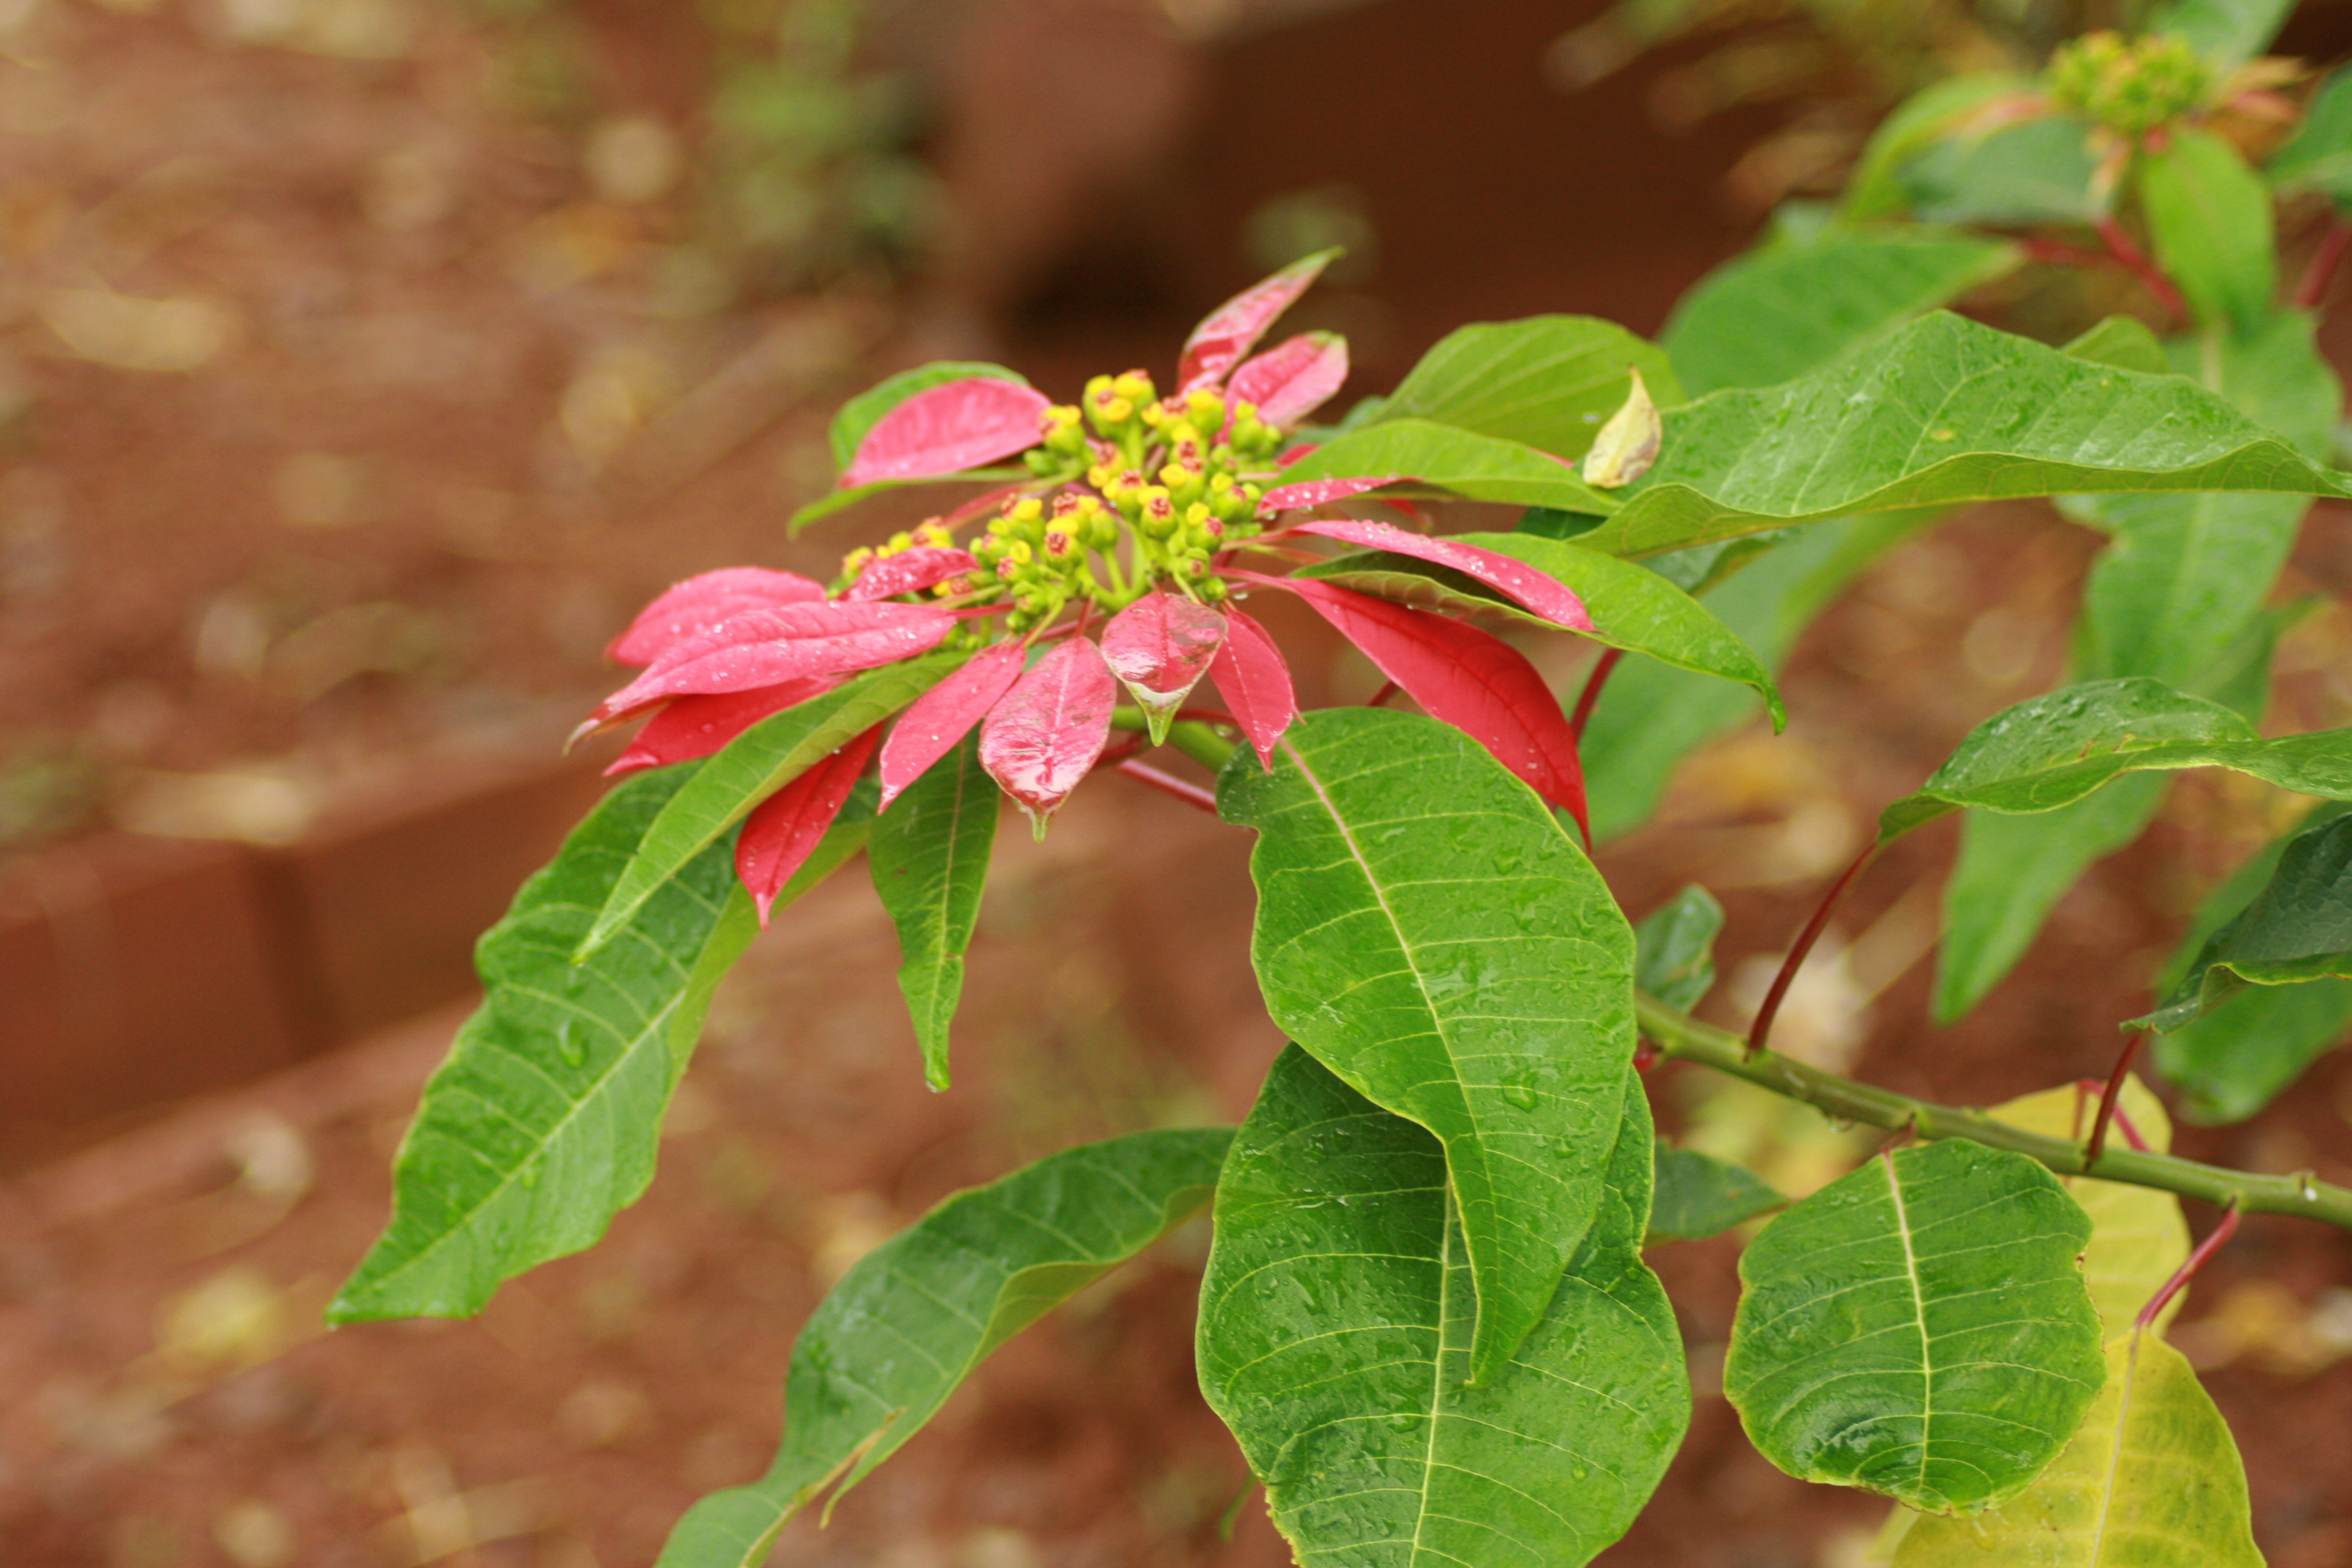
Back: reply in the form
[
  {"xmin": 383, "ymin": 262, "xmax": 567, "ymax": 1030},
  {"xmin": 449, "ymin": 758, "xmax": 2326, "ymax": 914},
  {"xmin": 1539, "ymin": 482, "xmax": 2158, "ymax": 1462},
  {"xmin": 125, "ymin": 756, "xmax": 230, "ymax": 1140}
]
[
  {"xmin": 1583, "ymin": 367, "xmax": 1662, "ymax": 488},
  {"xmin": 1989, "ymin": 1076, "xmax": 2192, "ymax": 1334},
  {"xmin": 1892, "ymin": 1331, "xmax": 2262, "ymax": 1567}
]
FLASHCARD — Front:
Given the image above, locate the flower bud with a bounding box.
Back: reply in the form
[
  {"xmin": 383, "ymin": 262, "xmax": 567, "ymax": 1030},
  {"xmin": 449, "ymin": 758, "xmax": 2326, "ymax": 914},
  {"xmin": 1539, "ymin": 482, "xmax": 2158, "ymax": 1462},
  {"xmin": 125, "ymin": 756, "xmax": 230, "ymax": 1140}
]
[
  {"xmin": 1111, "ymin": 369, "xmax": 1154, "ymax": 404},
  {"xmin": 1140, "ymin": 489, "xmax": 1178, "ymax": 539},
  {"xmin": 1185, "ymin": 388, "xmax": 1226, "ymax": 436}
]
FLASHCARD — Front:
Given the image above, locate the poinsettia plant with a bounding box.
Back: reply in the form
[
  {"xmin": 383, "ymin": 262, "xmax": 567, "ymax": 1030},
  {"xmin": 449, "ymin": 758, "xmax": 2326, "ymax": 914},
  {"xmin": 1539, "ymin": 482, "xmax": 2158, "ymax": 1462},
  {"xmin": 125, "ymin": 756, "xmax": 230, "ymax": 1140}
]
[{"xmin": 335, "ymin": 4, "xmax": 2352, "ymax": 1560}]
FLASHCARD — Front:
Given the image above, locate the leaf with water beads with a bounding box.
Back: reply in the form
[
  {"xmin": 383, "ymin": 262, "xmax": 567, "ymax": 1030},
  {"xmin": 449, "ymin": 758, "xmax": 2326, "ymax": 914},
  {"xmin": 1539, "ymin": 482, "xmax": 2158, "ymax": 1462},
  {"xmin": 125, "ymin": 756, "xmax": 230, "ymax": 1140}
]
[
  {"xmin": 605, "ymin": 567, "xmax": 827, "ymax": 666},
  {"xmin": 736, "ymin": 724, "xmax": 883, "ymax": 925},
  {"xmin": 1226, "ymin": 330, "xmax": 1350, "ymax": 428},
  {"xmin": 1291, "ymin": 517, "xmax": 1594, "ymax": 629},
  {"xmin": 605, "ymin": 677, "xmax": 846, "ymax": 777},
  {"xmin": 979, "ymin": 637, "xmax": 1118, "ymax": 833},
  {"xmin": 840, "ymin": 378, "xmax": 1053, "ymax": 488},
  {"xmin": 1176, "ymin": 249, "xmax": 1339, "ymax": 393},
  {"xmin": 1206, "ymin": 605, "xmax": 1297, "ymax": 769},
  {"xmin": 1100, "ymin": 592, "xmax": 1226, "ymax": 745},
  {"xmin": 587, "ymin": 601, "xmax": 956, "ymax": 727},
  {"xmin": 878, "ymin": 641, "xmax": 1026, "ymax": 810},
  {"xmin": 843, "ymin": 547, "xmax": 978, "ymax": 602}
]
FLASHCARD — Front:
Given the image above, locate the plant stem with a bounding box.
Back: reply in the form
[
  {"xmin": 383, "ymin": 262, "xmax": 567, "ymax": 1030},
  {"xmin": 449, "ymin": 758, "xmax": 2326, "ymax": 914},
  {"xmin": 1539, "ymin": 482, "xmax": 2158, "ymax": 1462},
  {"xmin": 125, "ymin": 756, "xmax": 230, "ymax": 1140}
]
[
  {"xmin": 2084, "ymin": 1031, "xmax": 2144, "ymax": 1164},
  {"xmin": 1634, "ymin": 990, "xmax": 2352, "ymax": 1233},
  {"xmin": 2096, "ymin": 217, "xmax": 2189, "ymax": 324},
  {"xmin": 1165, "ymin": 719, "xmax": 1240, "ymax": 772},
  {"xmin": 1116, "ymin": 759, "xmax": 1217, "ymax": 812},
  {"xmin": 1747, "ymin": 842, "xmax": 1877, "ymax": 1058},
  {"xmin": 2295, "ymin": 219, "xmax": 2352, "ymax": 310},
  {"xmin": 1569, "ymin": 648, "xmax": 1625, "ymax": 743}
]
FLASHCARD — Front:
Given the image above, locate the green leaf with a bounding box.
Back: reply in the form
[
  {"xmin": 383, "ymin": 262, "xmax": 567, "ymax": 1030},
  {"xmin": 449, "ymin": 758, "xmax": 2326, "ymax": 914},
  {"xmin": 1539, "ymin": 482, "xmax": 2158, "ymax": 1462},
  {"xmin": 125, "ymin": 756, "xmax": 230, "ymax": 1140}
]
[
  {"xmin": 1662, "ymin": 229, "xmax": 2018, "ymax": 396},
  {"xmin": 1197, "ymin": 1045, "xmax": 1688, "ymax": 1568},
  {"xmin": 1634, "ymin": 883, "xmax": 1724, "ymax": 1012},
  {"xmin": 2140, "ymin": 131, "xmax": 2277, "ymax": 337},
  {"xmin": 2156, "ymin": 976, "xmax": 2352, "ymax": 1122},
  {"xmin": 827, "ymin": 361, "xmax": 1030, "ymax": 472},
  {"xmin": 1581, "ymin": 511, "xmax": 1932, "ymax": 840},
  {"xmin": 1722, "ymin": 1140, "xmax": 2107, "ymax": 1512},
  {"xmin": 662, "ymin": 1128, "xmax": 1231, "ymax": 1568},
  {"xmin": 1293, "ymin": 532, "xmax": 1783, "ymax": 724},
  {"xmin": 2152, "ymin": 0, "xmax": 2294, "ymax": 73},
  {"xmin": 1647, "ymin": 1142, "xmax": 1784, "ymax": 1242},
  {"xmin": 1217, "ymin": 708, "xmax": 1636, "ymax": 1384},
  {"xmin": 2269, "ymin": 65, "xmax": 2352, "ymax": 203},
  {"xmin": 1898, "ymin": 116, "xmax": 2106, "ymax": 227},
  {"xmin": 580, "ymin": 655, "xmax": 962, "ymax": 959},
  {"xmin": 788, "ymin": 467, "xmax": 1030, "ymax": 534},
  {"xmin": 1987, "ymin": 1077, "xmax": 2191, "ymax": 1336},
  {"xmin": 1842, "ymin": 75, "xmax": 2037, "ymax": 222},
  {"xmin": 1877, "ymin": 677, "xmax": 2352, "ymax": 843},
  {"xmin": 1275, "ymin": 419, "xmax": 1620, "ymax": 517},
  {"xmin": 1567, "ymin": 313, "xmax": 2352, "ymax": 562},
  {"xmin": 1370, "ymin": 316, "xmax": 1683, "ymax": 458},
  {"xmin": 330, "ymin": 767, "xmax": 760, "ymax": 1323},
  {"xmin": 1891, "ymin": 1330, "xmax": 2263, "ymax": 1567},
  {"xmin": 868, "ymin": 734, "xmax": 997, "ymax": 1090},
  {"xmin": 2138, "ymin": 810, "xmax": 2352, "ymax": 1029},
  {"xmin": 2062, "ymin": 315, "xmax": 2170, "ymax": 375},
  {"xmin": 1932, "ymin": 775, "xmax": 2170, "ymax": 1024}
]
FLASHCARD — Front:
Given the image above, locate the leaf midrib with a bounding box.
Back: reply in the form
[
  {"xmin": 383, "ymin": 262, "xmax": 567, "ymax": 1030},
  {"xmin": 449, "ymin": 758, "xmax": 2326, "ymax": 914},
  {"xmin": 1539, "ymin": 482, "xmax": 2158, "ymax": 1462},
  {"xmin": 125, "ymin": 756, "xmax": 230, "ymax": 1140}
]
[
  {"xmin": 2086, "ymin": 1331, "xmax": 2143, "ymax": 1565},
  {"xmin": 1881, "ymin": 1150, "xmax": 1936, "ymax": 1499}
]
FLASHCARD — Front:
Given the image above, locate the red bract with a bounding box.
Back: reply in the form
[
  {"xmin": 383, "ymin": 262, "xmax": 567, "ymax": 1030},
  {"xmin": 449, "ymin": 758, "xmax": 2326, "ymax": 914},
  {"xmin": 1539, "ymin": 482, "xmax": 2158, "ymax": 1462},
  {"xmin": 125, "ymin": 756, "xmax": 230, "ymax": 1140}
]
[
  {"xmin": 1228, "ymin": 332, "xmax": 1349, "ymax": 428},
  {"xmin": 1291, "ymin": 519, "xmax": 1596, "ymax": 632},
  {"xmin": 1208, "ymin": 605, "xmax": 1298, "ymax": 770},
  {"xmin": 605, "ymin": 676, "xmax": 846, "ymax": 777},
  {"xmin": 590, "ymin": 601, "xmax": 955, "ymax": 726},
  {"xmin": 606, "ymin": 567, "xmax": 827, "ymax": 666},
  {"xmin": 1101, "ymin": 592, "xmax": 1227, "ymax": 736},
  {"xmin": 1276, "ymin": 578, "xmax": 1589, "ymax": 839},
  {"xmin": 735, "ymin": 724, "xmax": 884, "ymax": 924},
  {"xmin": 1176, "ymin": 250, "xmax": 1336, "ymax": 393},
  {"xmin": 844, "ymin": 547, "xmax": 979, "ymax": 602},
  {"xmin": 876, "ymin": 640, "xmax": 1028, "ymax": 809},
  {"xmin": 979, "ymin": 637, "xmax": 1118, "ymax": 831},
  {"xmin": 840, "ymin": 379, "xmax": 1053, "ymax": 489},
  {"xmin": 1258, "ymin": 475, "xmax": 1408, "ymax": 513}
]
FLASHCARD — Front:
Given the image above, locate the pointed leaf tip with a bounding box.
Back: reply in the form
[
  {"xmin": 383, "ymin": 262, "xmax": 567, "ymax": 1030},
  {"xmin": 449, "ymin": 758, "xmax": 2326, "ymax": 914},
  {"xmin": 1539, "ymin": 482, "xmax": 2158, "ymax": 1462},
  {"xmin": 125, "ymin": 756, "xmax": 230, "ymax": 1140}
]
[
  {"xmin": 879, "ymin": 642, "xmax": 1027, "ymax": 810},
  {"xmin": 1101, "ymin": 593, "xmax": 1228, "ymax": 743},
  {"xmin": 979, "ymin": 637, "xmax": 1117, "ymax": 828},
  {"xmin": 1207, "ymin": 606, "xmax": 1297, "ymax": 769},
  {"xmin": 1257, "ymin": 474, "xmax": 1410, "ymax": 514},
  {"xmin": 738, "ymin": 725, "xmax": 883, "ymax": 924},
  {"xmin": 1228, "ymin": 331, "xmax": 1350, "ymax": 429},
  {"xmin": 841, "ymin": 379, "xmax": 1052, "ymax": 489},
  {"xmin": 1291, "ymin": 518, "xmax": 1594, "ymax": 631},
  {"xmin": 604, "ymin": 676, "xmax": 846, "ymax": 777},
  {"xmin": 1177, "ymin": 250, "xmax": 1340, "ymax": 393}
]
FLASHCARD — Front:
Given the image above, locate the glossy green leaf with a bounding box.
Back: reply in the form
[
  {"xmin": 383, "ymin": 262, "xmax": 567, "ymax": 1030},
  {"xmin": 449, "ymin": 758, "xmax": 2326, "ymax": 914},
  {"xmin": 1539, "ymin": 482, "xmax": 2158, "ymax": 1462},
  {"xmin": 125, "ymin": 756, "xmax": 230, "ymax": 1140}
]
[
  {"xmin": 1988, "ymin": 1078, "xmax": 2190, "ymax": 1336},
  {"xmin": 868, "ymin": 734, "xmax": 997, "ymax": 1090},
  {"xmin": 1197, "ymin": 1045, "xmax": 1687, "ymax": 1568},
  {"xmin": 1723, "ymin": 1140, "xmax": 2107, "ymax": 1512},
  {"xmin": 1634, "ymin": 883, "xmax": 1724, "ymax": 1012},
  {"xmin": 1663, "ymin": 230, "xmax": 2018, "ymax": 396},
  {"xmin": 331, "ymin": 767, "xmax": 760, "ymax": 1323},
  {"xmin": 1567, "ymin": 313, "xmax": 2352, "ymax": 562},
  {"xmin": 2062, "ymin": 315, "xmax": 2169, "ymax": 375},
  {"xmin": 1219, "ymin": 708, "xmax": 1636, "ymax": 1384},
  {"xmin": 1898, "ymin": 116, "xmax": 2106, "ymax": 226},
  {"xmin": 1842, "ymin": 75, "xmax": 2035, "ymax": 222},
  {"xmin": 1892, "ymin": 1330, "xmax": 2263, "ymax": 1567},
  {"xmin": 662, "ymin": 1127, "xmax": 1231, "ymax": 1568},
  {"xmin": 1647, "ymin": 1142, "xmax": 1783, "ymax": 1242},
  {"xmin": 1581, "ymin": 512, "xmax": 1932, "ymax": 840},
  {"xmin": 1275, "ymin": 419, "xmax": 1620, "ymax": 517},
  {"xmin": 1877, "ymin": 678, "xmax": 2352, "ymax": 843},
  {"xmin": 581, "ymin": 654, "xmax": 961, "ymax": 958},
  {"xmin": 2156, "ymin": 976, "xmax": 2352, "ymax": 1122},
  {"xmin": 2152, "ymin": 0, "xmax": 2293, "ymax": 73},
  {"xmin": 1370, "ymin": 316, "xmax": 1683, "ymax": 459},
  {"xmin": 2140, "ymin": 131, "xmax": 2277, "ymax": 336},
  {"xmin": 2139, "ymin": 811, "xmax": 2352, "ymax": 1029},
  {"xmin": 2269, "ymin": 65, "xmax": 2352, "ymax": 202},
  {"xmin": 1932, "ymin": 776, "xmax": 2169, "ymax": 1024},
  {"xmin": 1294, "ymin": 532, "xmax": 1782, "ymax": 723},
  {"xmin": 828, "ymin": 362, "xmax": 1031, "ymax": 472}
]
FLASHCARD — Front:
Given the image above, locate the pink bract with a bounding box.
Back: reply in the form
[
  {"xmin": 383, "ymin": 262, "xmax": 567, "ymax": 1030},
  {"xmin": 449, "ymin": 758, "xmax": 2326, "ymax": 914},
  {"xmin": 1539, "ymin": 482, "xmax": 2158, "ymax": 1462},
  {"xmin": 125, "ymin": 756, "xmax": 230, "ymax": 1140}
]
[
  {"xmin": 1176, "ymin": 251, "xmax": 1336, "ymax": 393},
  {"xmin": 1258, "ymin": 475, "xmax": 1409, "ymax": 514},
  {"xmin": 979, "ymin": 637, "xmax": 1118, "ymax": 829},
  {"xmin": 605, "ymin": 675, "xmax": 846, "ymax": 777},
  {"xmin": 1292, "ymin": 519, "xmax": 1595, "ymax": 632},
  {"xmin": 1101, "ymin": 592, "xmax": 1227, "ymax": 728},
  {"xmin": 1207, "ymin": 605, "xmax": 1298, "ymax": 770},
  {"xmin": 605, "ymin": 567, "xmax": 827, "ymax": 667},
  {"xmin": 590, "ymin": 601, "xmax": 955, "ymax": 725},
  {"xmin": 844, "ymin": 547, "xmax": 980, "ymax": 603},
  {"xmin": 735, "ymin": 724, "xmax": 885, "ymax": 924},
  {"xmin": 841, "ymin": 378, "xmax": 1053, "ymax": 488},
  {"xmin": 878, "ymin": 641, "xmax": 1028, "ymax": 809},
  {"xmin": 1228, "ymin": 332, "xmax": 1349, "ymax": 428}
]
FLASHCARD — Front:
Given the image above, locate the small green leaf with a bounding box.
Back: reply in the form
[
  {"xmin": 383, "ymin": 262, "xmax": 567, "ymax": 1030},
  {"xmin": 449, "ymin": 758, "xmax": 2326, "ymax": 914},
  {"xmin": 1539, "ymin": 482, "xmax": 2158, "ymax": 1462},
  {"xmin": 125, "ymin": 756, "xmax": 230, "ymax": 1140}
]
[
  {"xmin": 868, "ymin": 734, "xmax": 997, "ymax": 1090},
  {"xmin": 2151, "ymin": 0, "xmax": 2294, "ymax": 73},
  {"xmin": 2269, "ymin": 65, "xmax": 2352, "ymax": 203},
  {"xmin": 2138, "ymin": 811, "xmax": 2352, "ymax": 1029},
  {"xmin": 1842, "ymin": 74, "xmax": 2036, "ymax": 222},
  {"xmin": 1877, "ymin": 677, "xmax": 2352, "ymax": 843},
  {"xmin": 331, "ymin": 767, "xmax": 761, "ymax": 1323},
  {"xmin": 1663, "ymin": 229, "xmax": 2018, "ymax": 396},
  {"xmin": 2140, "ymin": 130, "xmax": 2277, "ymax": 336},
  {"xmin": 1723, "ymin": 1140, "xmax": 2107, "ymax": 1513},
  {"xmin": 581, "ymin": 655, "xmax": 962, "ymax": 958},
  {"xmin": 1371, "ymin": 315, "xmax": 1683, "ymax": 457},
  {"xmin": 1892, "ymin": 1330, "xmax": 2263, "ymax": 1567},
  {"xmin": 1647, "ymin": 1142, "xmax": 1783, "ymax": 1242},
  {"xmin": 1898, "ymin": 116, "xmax": 2107, "ymax": 226},
  {"xmin": 661, "ymin": 1127, "xmax": 1231, "ymax": 1568},
  {"xmin": 828, "ymin": 362, "xmax": 1030, "ymax": 472},
  {"xmin": 1197, "ymin": 1046, "xmax": 1688, "ymax": 1568},
  {"xmin": 2062, "ymin": 315, "xmax": 2170, "ymax": 375},
  {"xmin": 1634, "ymin": 884, "xmax": 1724, "ymax": 1012},
  {"xmin": 2156, "ymin": 976, "xmax": 2352, "ymax": 1123},
  {"xmin": 1219, "ymin": 709, "xmax": 1636, "ymax": 1384},
  {"xmin": 1568, "ymin": 313, "xmax": 2352, "ymax": 562},
  {"xmin": 1294, "ymin": 531, "xmax": 1783, "ymax": 724},
  {"xmin": 1275, "ymin": 419, "xmax": 1620, "ymax": 517}
]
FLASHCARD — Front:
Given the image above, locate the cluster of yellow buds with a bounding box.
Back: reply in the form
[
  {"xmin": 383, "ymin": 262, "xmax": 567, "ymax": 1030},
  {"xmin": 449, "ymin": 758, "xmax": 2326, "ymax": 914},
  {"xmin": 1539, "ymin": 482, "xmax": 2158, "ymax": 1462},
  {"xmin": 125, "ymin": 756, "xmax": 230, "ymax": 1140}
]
[
  {"xmin": 2046, "ymin": 30, "xmax": 2210, "ymax": 138},
  {"xmin": 968, "ymin": 494, "xmax": 1112, "ymax": 628},
  {"xmin": 836, "ymin": 519, "xmax": 960, "ymax": 594}
]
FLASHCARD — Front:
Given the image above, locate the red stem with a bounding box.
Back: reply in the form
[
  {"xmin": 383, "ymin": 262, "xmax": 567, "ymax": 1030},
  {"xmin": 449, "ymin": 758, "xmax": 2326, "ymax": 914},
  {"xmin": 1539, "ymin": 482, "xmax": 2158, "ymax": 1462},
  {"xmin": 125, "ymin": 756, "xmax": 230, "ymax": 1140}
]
[
  {"xmin": 1367, "ymin": 680, "xmax": 1401, "ymax": 709},
  {"xmin": 2073, "ymin": 1077, "xmax": 2149, "ymax": 1153},
  {"xmin": 2136, "ymin": 1203, "xmax": 2240, "ymax": 1331},
  {"xmin": 1116, "ymin": 759, "xmax": 1217, "ymax": 813},
  {"xmin": 1747, "ymin": 841, "xmax": 1878, "ymax": 1059},
  {"xmin": 2022, "ymin": 237, "xmax": 2118, "ymax": 271},
  {"xmin": 1569, "ymin": 648, "xmax": 1625, "ymax": 744},
  {"xmin": 1633, "ymin": 1038, "xmax": 1659, "ymax": 1074},
  {"xmin": 2084, "ymin": 1032, "xmax": 2146, "ymax": 1166},
  {"xmin": 2295, "ymin": 219, "xmax": 2352, "ymax": 310},
  {"xmin": 2096, "ymin": 217, "xmax": 2189, "ymax": 325}
]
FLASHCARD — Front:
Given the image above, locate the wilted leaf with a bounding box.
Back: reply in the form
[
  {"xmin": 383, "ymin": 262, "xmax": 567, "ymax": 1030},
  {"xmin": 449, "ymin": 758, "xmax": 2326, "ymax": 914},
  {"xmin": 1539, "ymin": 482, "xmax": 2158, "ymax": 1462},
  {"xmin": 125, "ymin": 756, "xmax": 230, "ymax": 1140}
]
[{"xmin": 1581, "ymin": 367, "xmax": 1664, "ymax": 487}]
